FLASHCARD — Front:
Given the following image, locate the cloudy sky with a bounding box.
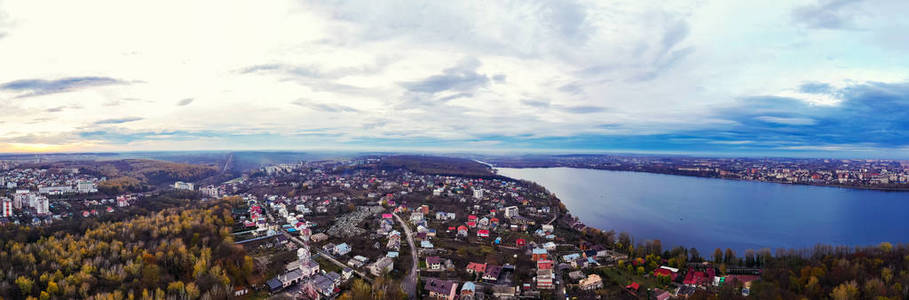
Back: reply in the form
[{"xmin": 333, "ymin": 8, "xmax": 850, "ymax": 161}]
[{"xmin": 1, "ymin": 0, "xmax": 908, "ymax": 157}]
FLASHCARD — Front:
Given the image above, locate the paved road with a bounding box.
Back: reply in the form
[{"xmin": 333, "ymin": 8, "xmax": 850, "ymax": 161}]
[
  {"xmin": 546, "ymin": 213, "xmax": 558, "ymax": 225},
  {"xmin": 392, "ymin": 213, "xmax": 418, "ymax": 299},
  {"xmin": 264, "ymin": 205, "xmax": 374, "ymax": 283},
  {"xmin": 221, "ymin": 153, "xmax": 233, "ymax": 175}
]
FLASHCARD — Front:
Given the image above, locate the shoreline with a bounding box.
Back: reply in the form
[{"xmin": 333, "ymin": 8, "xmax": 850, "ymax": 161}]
[{"xmin": 495, "ymin": 165, "xmax": 909, "ymax": 192}]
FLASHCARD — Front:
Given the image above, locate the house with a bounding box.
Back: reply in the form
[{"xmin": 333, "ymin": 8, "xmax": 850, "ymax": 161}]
[
  {"xmin": 536, "ymin": 259, "xmax": 554, "ymax": 270},
  {"xmin": 333, "ymin": 243, "xmax": 351, "ymax": 256},
  {"xmin": 625, "ymin": 282, "xmax": 640, "ymax": 293},
  {"xmin": 352, "ymin": 255, "xmax": 369, "ymax": 264},
  {"xmin": 542, "ymin": 242, "xmax": 556, "ymax": 251},
  {"xmin": 677, "ymin": 286, "xmax": 697, "ymax": 297},
  {"xmin": 579, "ymin": 274, "xmax": 603, "ymax": 290},
  {"xmin": 347, "ymin": 258, "xmax": 365, "ymax": 268},
  {"xmin": 300, "ymin": 261, "xmax": 320, "ymax": 277},
  {"xmin": 504, "ymin": 206, "xmax": 519, "ymax": 218},
  {"xmin": 421, "ymin": 240, "xmax": 434, "ymax": 248},
  {"xmin": 573, "ymin": 257, "xmax": 593, "ymax": 268},
  {"xmin": 536, "ymin": 269, "xmax": 554, "ymax": 289},
  {"xmin": 311, "ymin": 273, "xmax": 337, "ymax": 296},
  {"xmin": 562, "ymin": 252, "xmax": 581, "ymax": 262},
  {"xmin": 426, "ymin": 256, "xmax": 442, "ymax": 270},
  {"xmin": 476, "ymin": 229, "xmax": 489, "ymax": 238},
  {"xmin": 490, "ymin": 285, "xmax": 516, "ymax": 298},
  {"xmin": 653, "ymin": 266, "xmax": 679, "ymax": 280},
  {"xmin": 515, "ymin": 239, "xmax": 526, "ymax": 247},
  {"xmin": 410, "ymin": 212, "xmax": 424, "ymax": 223},
  {"xmin": 541, "ymin": 224, "xmax": 554, "ymax": 232},
  {"xmin": 436, "ymin": 211, "xmax": 456, "ymax": 220},
  {"xmin": 326, "ymin": 272, "xmax": 342, "ymax": 285},
  {"xmin": 457, "ymin": 225, "xmax": 468, "ymax": 237},
  {"xmin": 423, "ymin": 277, "xmax": 458, "ymax": 300},
  {"xmin": 267, "ymin": 268, "xmax": 303, "ymax": 290},
  {"xmin": 531, "ymin": 248, "xmax": 548, "ymax": 261},
  {"xmin": 460, "ymin": 281, "xmax": 476, "ymax": 300},
  {"xmin": 652, "ymin": 288, "xmax": 671, "ymax": 300},
  {"xmin": 266, "ymin": 278, "xmax": 283, "ymax": 292},
  {"xmin": 368, "ymin": 256, "xmax": 395, "ymax": 276},
  {"xmin": 466, "ymin": 262, "xmax": 486, "ymax": 275},
  {"xmin": 683, "ymin": 267, "xmax": 716, "ymax": 286},
  {"xmin": 482, "ymin": 265, "xmax": 502, "ymax": 282}
]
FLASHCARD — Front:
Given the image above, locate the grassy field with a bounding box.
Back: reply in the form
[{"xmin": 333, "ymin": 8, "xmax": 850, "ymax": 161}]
[
  {"xmin": 315, "ymin": 255, "xmax": 344, "ymax": 273},
  {"xmin": 597, "ymin": 267, "xmax": 660, "ymax": 290}
]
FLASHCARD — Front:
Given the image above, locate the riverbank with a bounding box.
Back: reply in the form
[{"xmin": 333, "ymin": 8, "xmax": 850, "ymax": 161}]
[{"xmin": 496, "ymin": 165, "xmax": 909, "ymax": 192}]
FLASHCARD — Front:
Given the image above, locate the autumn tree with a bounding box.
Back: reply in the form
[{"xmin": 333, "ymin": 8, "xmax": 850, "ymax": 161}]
[{"xmin": 713, "ymin": 248, "xmax": 723, "ymax": 264}]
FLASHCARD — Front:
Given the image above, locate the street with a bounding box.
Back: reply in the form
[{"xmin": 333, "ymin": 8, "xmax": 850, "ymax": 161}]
[{"xmin": 392, "ymin": 213, "xmax": 418, "ymax": 299}]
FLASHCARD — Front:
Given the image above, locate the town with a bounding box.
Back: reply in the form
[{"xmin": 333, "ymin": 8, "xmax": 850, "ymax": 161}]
[
  {"xmin": 184, "ymin": 157, "xmax": 766, "ymax": 299},
  {"xmin": 1, "ymin": 155, "xmax": 904, "ymax": 299},
  {"xmin": 486, "ymin": 154, "xmax": 909, "ymax": 190}
]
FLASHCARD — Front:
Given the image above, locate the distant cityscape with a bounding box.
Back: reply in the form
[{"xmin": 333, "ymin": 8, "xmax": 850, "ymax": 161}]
[{"xmin": 487, "ymin": 155, "xmax": 909, "ymax": 190}]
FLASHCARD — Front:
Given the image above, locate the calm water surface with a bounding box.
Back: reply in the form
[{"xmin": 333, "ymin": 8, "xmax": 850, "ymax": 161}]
[{"xmin": 498, "ymin": 167, "xmax": 909, "ymax": 253}]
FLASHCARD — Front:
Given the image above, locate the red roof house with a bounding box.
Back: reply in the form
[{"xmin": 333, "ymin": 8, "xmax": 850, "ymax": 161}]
[{"xmin": 625, "ymin": 282, "xmax": 640, "ymax": 292}]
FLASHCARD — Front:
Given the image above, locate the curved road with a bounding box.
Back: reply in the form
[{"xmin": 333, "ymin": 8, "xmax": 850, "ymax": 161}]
[{"xmin": 392, "ymin": 213, "xmax": 418, "ymax": 299}]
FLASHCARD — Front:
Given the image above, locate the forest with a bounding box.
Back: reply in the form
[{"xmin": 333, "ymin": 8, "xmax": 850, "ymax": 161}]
[
  {"xmin": 0, "ymin": 198, "xmax": 255, "ymax": 299},
  {"xmin": 79, "ymin": 159, "xmax": 219, "ymax": 194},
  {"xmin": 374, "ymin": 155, "xmax": 501, "ymax": 178}
]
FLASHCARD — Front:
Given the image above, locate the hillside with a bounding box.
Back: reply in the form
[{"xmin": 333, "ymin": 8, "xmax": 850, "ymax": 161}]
[
  {"xmin": 28, "ymin": 159, "xmax": 218, "ymax": 194},
  {"xmin": 376, "ymin": 155, "xmax": 500, "ymax": 178}
]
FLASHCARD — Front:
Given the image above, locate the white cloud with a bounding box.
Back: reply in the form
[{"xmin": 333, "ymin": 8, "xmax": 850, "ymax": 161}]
[{"xmin": 0, "ymin": 0, "xmax": 906, "ymax": 153}]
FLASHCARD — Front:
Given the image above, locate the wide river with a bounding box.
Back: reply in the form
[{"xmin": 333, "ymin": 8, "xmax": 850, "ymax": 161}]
[{"xmin": 498, "ymin": 167, "xmax": 909, "ymax": 253}]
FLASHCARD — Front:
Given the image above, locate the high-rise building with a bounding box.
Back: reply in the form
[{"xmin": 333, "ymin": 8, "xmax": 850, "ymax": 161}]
[
  {"xmin": 77, "ymin": 181, "xmax": 97, "ymax": 193},
  {"xmin": 1, "ymin": 198, "xmax": 13, "ymax": 217},
  {"xmin": 174, "ymin": 181, "xmax": 194, "ymax": 190},
  {"xmin": 504, "ymin": 206, "xmax": 520, "ymax": 218},
  {"xmin": 200, "ymin": 186, "xmax": 220, "ymax": 198},
  {"xmin": 35, "ymin": 196, "xmax": 50, "ymax": 215}
]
